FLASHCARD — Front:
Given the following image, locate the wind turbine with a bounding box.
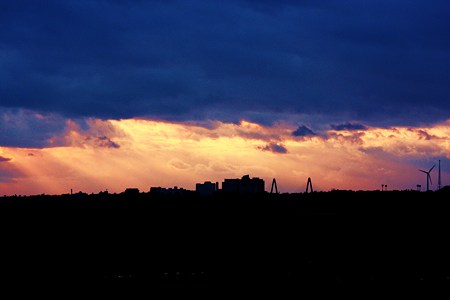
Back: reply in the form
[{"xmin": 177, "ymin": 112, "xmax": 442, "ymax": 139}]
[{"xmin": 419, "ymin": 164, "xmax": 435, "ymax": 192}]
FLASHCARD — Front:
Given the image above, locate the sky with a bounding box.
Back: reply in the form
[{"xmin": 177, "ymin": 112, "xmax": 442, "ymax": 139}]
[{"xmin": 1, "ymin": 0, "xmax": 450, "ymax": 195}]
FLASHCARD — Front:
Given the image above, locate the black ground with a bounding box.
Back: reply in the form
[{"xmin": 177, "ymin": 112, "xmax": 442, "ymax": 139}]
[{"xmin": 1, "ymin": 190, "xmax": 449, "ymax": 293}]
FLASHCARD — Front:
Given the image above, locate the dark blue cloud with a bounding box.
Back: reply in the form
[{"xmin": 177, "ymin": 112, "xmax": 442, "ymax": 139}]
[
  {"xmin": 0, "ymin": 158, "xmax": 22, "ymax": 183},
  {"xmin": 0, "ymin": 108, "xmax": 67, "ymax": 148},
  {"xmin": 331, "ymin": 122, "xmax": 367, "ymax": 131},
  {"xmin": 259, "ymin": 143, "xmax": 288, "ymax": 154},
  {"xmin": 1, "ymin": 0, "xmax": 450, "ymax": 131},
  {"xmin": 292, "ymin": 125, "xmax": 316, "ymax": 137},
  {"xmin": 87, "ymin": 136, "xmax": 120, "ymax": 149},
  {"xmin": 0, "ymin": 156, "xmax": 12, "ymax": 162}
]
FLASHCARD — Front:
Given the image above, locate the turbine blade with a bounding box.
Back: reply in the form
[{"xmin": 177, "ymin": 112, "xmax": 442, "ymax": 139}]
[
  {"xmin": 429, "ymin": 174, "xmax": 432, "ymax": 185},
  {"xmin": 419, "ymin": 170, "xmax": 427, "ymax": 173},
  {"xmin": 429, "ymin": 164, "xmax": 436, "ymax": 172}
]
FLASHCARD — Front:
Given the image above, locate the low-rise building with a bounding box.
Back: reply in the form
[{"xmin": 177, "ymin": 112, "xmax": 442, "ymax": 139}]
[
  {"xmin": 196, "ymin": 181, "xmax": 219, "ymax": 196},
  {"xmin": 222, "ymin": 175, "xmax": 265, "ymax": 194}
]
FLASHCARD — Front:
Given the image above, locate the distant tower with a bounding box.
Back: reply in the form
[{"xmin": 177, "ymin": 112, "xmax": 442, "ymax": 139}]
[
  {"xmin": 438, "ymin": 160, "xmax": 442, "ymax": 191},
  {"xmin": 270, "ymin": 178, "xmax": 279, "ymax": 194},
  {"xmin": 305, "ymin": 177, "xmax": 313, "ymax": 193}
]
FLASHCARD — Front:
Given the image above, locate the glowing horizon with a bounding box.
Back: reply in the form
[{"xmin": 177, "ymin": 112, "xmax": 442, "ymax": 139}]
[{"xmin": 1, "ymin": 118, "xmax": 449, "ymax": 196}]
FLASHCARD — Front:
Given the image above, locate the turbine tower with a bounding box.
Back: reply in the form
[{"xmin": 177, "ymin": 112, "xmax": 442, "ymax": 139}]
[
  {"xmin": 419, "ymin": 164, "xmax": 435, "ymax": 192},
  {"xmin": 438, "ymin": 160, "xmax": 442, "ymax": 191}
]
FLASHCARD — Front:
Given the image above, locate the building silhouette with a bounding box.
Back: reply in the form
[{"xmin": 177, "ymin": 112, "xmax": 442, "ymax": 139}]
[
  {"xmin": 124, "ymin": 188, "xmax": 140, "ymax": 195},
  {"xmin": 149, "ymin": 186, "xmax": 192, "ymax": 196},
  {"xmin": 222, "ymin": 175, "xmax": 265, "ymax": 194},
  {"xmin": 196, "ymin": 181, "xmax": 219, "ymax": 196}
]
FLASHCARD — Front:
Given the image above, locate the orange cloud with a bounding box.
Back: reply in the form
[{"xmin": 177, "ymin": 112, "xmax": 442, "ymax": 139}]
[{"xmin": 1, "ymin": 118, "xmax": 449, "ymax": 196}]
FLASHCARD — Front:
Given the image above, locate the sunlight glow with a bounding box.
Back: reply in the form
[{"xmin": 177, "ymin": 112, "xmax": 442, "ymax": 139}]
[{"xmin": 1, "ymin": 118, "xmax": 449, "ymax": 195}]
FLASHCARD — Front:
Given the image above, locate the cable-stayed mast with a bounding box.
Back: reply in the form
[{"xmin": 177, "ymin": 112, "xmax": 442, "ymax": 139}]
[
  {"xmin": 270, "ymin": 178, "xmax": 279, "ymax": 194},
  {"xmin": 305, "ymin": 177, "xmax": 313, "ymax": 193}
]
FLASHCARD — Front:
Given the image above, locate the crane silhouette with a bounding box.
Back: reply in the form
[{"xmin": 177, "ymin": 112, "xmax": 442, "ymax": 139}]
[{"xmin": 419, "ymin": 164, "xmax": 435, "ymax": 192}]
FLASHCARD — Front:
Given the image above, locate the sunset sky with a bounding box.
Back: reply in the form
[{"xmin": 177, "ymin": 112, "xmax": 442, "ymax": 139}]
[{"xmin": 1, "ymin": 0, "xmax": 450, "ymax": 195}]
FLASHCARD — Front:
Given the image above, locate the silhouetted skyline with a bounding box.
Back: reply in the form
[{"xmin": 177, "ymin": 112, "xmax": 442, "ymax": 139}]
[
  {"xmin": 1, "ymin": 186, "xmax": 450, "ymax": 287},
  {"xmin": 2, "ymin": 171, "xmax": 448, "ymax": 198}
]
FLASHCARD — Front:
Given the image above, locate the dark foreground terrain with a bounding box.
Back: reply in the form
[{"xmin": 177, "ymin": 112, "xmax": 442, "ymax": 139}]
[{"xmin": 1, "ymin": 190, "xmax": 450, "ymax": 293}]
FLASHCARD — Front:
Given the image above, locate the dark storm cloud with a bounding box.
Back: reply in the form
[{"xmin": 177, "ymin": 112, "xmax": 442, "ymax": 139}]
[
  {"xmin": 292, "ymin": 125, "xmax": 316, "ymax": 137},
  {"xmin": 1, "ymin": 0, "xmax": 450, "ymax": 127},
  {"xmin": 331, "ymin": 122, "xmax": 368, "ymax": 131}
]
